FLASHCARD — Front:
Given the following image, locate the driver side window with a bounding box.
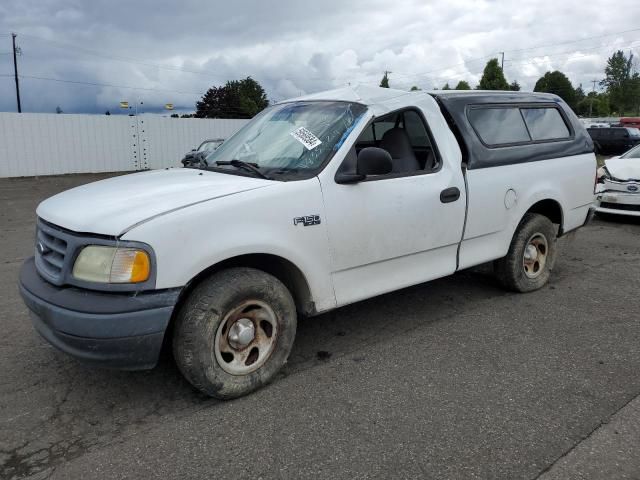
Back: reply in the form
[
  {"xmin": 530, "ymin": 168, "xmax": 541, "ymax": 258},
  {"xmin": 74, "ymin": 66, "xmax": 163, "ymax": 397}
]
[{"xmin": 354, "ymin": 108, "xmax": 440, "ymax": 176}]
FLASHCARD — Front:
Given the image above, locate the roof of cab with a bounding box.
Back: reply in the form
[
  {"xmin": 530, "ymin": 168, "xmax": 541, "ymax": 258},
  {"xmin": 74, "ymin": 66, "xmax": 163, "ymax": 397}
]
[{"xmin": 280, "ymin": 84, "xmax": 562, "ymax": 112}]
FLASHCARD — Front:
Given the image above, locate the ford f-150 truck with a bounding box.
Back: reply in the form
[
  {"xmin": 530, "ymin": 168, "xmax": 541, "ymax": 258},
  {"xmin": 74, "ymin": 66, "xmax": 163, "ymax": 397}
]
[{"xmin": 19, "ymin": 86, "xmax": 596, "ymax": 399}]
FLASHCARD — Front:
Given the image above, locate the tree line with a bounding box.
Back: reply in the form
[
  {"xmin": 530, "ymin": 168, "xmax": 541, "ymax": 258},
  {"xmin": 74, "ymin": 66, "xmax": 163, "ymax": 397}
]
[{"xmin": 188, "ymin": 50, "xmax": 639, "ymax": 120}]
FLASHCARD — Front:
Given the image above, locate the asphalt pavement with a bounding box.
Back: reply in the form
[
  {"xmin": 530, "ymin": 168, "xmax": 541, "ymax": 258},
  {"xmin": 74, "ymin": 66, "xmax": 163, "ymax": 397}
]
[{"xmin": 1, "ymin": 173, "xmax": 639, "ymax": 480}]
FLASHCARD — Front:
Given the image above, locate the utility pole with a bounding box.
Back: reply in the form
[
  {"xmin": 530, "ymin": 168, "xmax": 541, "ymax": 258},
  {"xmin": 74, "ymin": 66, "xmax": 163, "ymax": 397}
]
[
  {"xmin": 589, "ymin": 79, "xmax": 597, "ymax": 118},
  {"xmin": 11, "ymin": 33, "xmax": 21, "ymax": 113},
  {"xmin": 500, "ymin": 52, "xmax": 505, "ymax": 71}
]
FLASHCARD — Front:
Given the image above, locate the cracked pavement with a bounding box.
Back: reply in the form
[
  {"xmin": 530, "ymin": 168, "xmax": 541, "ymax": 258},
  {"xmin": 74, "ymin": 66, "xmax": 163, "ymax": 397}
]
[{"xmin": 1, "ymin": 173, "xmax": 639, "ymax": 479}]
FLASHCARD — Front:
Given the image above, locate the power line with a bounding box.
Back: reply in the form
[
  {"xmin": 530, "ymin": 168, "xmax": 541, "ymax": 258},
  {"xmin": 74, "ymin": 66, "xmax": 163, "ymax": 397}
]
[
  {"xmin": 505, "ymin": 38, "xmax": 640, "ymax": 64},
  {"xmin": 18, "ymin": 74, "xmax": 205, "ymax": 96},
  {"xmin": 12, "ymin": 32, "xmax": 223, "ymax": 78},
  {"xmin": 361, "ymin": 27, "xmax": 640, "ymax": 84},
  {"xmin": 16, "ymin": 74, "xmax": 255, "ymax": 114},
  {"xmin": 503, "ymin": 41, "xmax": 640, "ymax": 70},
  {"xmin": 503, "ymin": 27, "xmax": 640, "ymax": 54}
]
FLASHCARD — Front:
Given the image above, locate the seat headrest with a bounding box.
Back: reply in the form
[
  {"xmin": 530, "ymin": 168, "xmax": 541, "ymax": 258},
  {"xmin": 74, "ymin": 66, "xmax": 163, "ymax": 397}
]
[{"xmin": 380, "ymin": 128, "xmax": 414, "ymax": 159}]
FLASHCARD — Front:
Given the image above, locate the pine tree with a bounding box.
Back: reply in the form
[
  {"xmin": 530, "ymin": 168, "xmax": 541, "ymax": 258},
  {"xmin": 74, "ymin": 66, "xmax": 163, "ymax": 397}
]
[
  {"xmin": 478, "ymin": 59, "xmax": 510, "ymax": 90},
  {"xmin": 380, "ymin": 72, "xmax": 390, "ymax": 88},
  {"xmin": 454, "ymin": 80, "xmax": 471, "ymax": 90}
]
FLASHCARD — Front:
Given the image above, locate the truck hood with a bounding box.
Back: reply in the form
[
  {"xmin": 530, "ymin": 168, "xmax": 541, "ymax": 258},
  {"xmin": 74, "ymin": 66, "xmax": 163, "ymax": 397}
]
[
  {"xmin": 37, "ymin": 169, "xmax": 272, "ymax": 236},
  {"xmin": 605, "ymin": 156, "xmax": 640, "ymax": 181}
]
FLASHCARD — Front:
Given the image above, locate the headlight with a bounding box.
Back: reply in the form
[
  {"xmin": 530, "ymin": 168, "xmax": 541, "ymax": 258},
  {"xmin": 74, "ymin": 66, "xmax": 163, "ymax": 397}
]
[{"xmin": 72, "ymin": 246, "xmax": 151, "ymax": 283}]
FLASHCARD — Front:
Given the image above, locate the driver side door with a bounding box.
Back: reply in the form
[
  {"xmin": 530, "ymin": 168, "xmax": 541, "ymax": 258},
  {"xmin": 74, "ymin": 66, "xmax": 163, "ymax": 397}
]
[{"xmin": 319, "ymin": 107, "xmax": 466, "ymax": 307}]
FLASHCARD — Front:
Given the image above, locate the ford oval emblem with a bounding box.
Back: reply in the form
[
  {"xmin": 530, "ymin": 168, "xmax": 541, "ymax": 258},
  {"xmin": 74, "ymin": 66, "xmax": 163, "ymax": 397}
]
[{"xmin": 628, "ymin": 185, "xmax": 639, "ymax": 192}]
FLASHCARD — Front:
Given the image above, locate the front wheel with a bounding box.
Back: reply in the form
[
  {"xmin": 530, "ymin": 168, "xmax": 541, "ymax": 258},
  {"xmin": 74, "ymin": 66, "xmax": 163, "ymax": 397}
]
[
  {"xmin": 173, "ymin": 267, "xmax": 297, "ymax": 399},
  {"xmin": 494, "ymin": 213, "xmax": 557, "ymax": 292}
]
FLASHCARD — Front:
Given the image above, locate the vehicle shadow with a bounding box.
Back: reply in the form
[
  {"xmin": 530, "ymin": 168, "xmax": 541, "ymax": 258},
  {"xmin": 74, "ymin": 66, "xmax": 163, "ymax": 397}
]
[{"xmin": 2, "ymin": 265, "xmax": 504, "ymax": 479}]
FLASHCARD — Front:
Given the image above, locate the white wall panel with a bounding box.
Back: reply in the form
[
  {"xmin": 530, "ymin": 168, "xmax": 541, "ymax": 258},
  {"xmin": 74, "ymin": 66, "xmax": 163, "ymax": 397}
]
[{"xmin": 0, "ymin": 113, "xmax": 247, "ymax": 177}]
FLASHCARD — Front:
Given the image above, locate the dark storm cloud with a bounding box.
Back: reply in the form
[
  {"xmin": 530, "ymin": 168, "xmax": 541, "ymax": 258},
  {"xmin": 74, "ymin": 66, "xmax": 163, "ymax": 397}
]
[{"xmin": 0, "ymin": 0, "xmax": 639, "ymax": 113}]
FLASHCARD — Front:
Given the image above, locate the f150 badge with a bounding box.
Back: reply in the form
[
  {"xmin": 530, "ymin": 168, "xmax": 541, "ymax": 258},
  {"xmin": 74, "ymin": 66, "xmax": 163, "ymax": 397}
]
[{"xmin": 293, "ymin": 215, "xmax": 321, "ymax": 227}]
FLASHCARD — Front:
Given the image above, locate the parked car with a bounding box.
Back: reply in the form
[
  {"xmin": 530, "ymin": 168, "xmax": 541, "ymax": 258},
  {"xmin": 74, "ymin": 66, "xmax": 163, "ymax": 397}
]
[
  {"xmin": 620, "ymin": 117, "xmax": 640, "ymax": 129},
  {"xmin": 19, "ymin": 86, "xmax": 596, "ymax": 399},
  {"xmin": 596, "ymin": 143, "xmax": 640, "ymax": 217},
  {"xmin": 587, "ymin": 127, "xmax": 640, "ymax": 154}
]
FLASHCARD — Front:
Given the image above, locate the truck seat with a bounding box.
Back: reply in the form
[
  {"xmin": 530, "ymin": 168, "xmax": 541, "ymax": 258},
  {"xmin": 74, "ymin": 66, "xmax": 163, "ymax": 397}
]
[{"xmin": 379, "ymin": 128, "xmax": 421, "ymax": 173}]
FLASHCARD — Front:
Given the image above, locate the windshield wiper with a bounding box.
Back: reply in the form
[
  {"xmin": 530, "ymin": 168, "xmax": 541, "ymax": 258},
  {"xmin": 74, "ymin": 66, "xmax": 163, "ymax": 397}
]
[{"xmin": 215, "ymin": 160, "xmax": 272, "ymax": 180}]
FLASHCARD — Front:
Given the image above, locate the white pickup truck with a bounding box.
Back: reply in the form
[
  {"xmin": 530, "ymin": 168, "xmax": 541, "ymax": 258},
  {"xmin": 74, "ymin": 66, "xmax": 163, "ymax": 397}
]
[{"xmin": 19, "ymin": 86, "xmax": 596, "ymax": 398}]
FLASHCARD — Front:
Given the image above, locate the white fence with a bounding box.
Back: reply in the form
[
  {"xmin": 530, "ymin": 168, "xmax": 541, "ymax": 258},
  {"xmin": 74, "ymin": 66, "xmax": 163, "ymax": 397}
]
[{"xmin": 0, "ymin": 113, "xmax": 248, "ymax": 177}]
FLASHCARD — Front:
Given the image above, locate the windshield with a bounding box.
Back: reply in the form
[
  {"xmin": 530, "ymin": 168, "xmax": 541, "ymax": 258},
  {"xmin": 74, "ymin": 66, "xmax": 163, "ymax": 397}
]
[
  {"xmin": 204, "ymin": 101, "xmax": 367, "ymax": 179},
  {"xmin": 621, "ymin": 143, "xmax": 640, "ymax": 159},
  {"xmin": 198, "ymin": 140, "xmax": 223, "ymax": 153}
]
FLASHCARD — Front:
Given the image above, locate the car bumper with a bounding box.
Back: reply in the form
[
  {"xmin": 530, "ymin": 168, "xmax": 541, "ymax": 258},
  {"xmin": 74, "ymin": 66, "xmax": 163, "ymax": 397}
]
[
  {"xmin": 19, "ymin": 257, "xmax": 181, "ymax": 370},
  {"xmin": 595, "ymin": 191, "xmax": 640, "ymax": 217}
]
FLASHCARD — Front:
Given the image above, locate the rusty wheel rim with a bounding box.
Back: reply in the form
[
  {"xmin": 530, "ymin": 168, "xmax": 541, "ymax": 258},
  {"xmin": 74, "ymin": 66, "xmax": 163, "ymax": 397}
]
[
  {"xmin": 214, "ymin": 300, "xmax": 279, "ymax": 375},
  {"xmin": 522, "ymin": 232, "xmax": 548, "ymax": 279}
]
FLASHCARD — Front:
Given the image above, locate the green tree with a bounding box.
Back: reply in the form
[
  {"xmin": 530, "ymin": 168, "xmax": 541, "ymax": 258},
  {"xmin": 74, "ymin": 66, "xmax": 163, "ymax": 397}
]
[
  {"xmin": 533, "ymin": 71, "xmax": 576, "ymax": 109},
  {"xmin": 574, "ymin": 84, "xmax": 586, "ymax": 105},
  {"xmin": 441, "ymin": 82, "xmax": 451, "ymax": 90},
  {"xmin": 601, "ymin": 50, "xmax": 640, "ymax": 115},
  {"xmin": 195, "ymin": 77, "xmax": 268, "ymax": 119},
  {"xmin": 478, "ymin": 58, "xmax": 510, "ymax": 90},
  {"xmin": 380, "ymin": 72, "xmax": 390, "ymax": 88},
  {"xmin": 410, "ymin": 85, "xmax": 421, "ymax": 91},
  {"xmin": 509, "ymin": 81, "xmax": 521, "ymax": 91},
  {"xmin": 454, "ymin": 80, "xmax": 471, "ymax": 90},
  {"xmin": 576, "ymin": 92, "xmax": 610, "ymax": 117}
]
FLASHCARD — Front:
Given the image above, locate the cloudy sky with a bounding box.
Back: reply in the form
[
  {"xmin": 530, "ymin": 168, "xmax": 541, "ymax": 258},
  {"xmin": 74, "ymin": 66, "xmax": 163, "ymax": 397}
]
[{"xmin": 0, "ymin": 0, "xmax": 639, "ymax": 114}]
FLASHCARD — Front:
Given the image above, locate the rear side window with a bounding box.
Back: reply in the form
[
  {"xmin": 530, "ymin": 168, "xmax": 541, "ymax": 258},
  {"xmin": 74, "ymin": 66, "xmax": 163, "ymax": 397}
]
[
  {"xmin": 468, "ymin": 105, "xmax": 572, "ymax": 147},
  {"xmin": 403, "ymin": 110, "xmax": 431, "ymax": 147},
  {"xmin": 613, "ymin": 129, "xmax": 628, "ymax": 138},
  {"xmin": 521, "ymin": 108, "xmax": 570, "ymax": 140},
  {"xmin": 467, "ymin": 108, "xmax": 530, "ymax": 145}
]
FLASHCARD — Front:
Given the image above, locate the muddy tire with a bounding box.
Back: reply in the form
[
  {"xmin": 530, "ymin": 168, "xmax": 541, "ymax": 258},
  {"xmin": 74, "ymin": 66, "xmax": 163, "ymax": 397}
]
[
  {"xmin": 173, "ymin": 267, "xmax": 297, "ymax": 399},
  {"xmin": 494, "ymin": 213, "xmax": 557, "ymax": 293}
]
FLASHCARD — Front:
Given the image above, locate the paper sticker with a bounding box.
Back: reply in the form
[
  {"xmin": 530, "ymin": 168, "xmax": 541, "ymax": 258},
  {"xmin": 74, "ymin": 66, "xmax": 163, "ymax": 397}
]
[{"xmin": 290, "ymin": 127, "xmax": 322, "ymax": 150}]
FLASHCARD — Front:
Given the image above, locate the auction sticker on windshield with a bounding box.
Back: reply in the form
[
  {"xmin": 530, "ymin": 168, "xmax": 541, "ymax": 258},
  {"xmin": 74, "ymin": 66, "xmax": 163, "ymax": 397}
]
[{"xmin": 290, "ymin": 127, "xmax": 322, "ymax": 150}]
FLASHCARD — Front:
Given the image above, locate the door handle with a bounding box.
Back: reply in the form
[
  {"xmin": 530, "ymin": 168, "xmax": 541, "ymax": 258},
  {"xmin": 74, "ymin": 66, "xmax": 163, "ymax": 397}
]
[{"xmin": 440, "ymin": 187, "xmax": 460, "ymax": 203}]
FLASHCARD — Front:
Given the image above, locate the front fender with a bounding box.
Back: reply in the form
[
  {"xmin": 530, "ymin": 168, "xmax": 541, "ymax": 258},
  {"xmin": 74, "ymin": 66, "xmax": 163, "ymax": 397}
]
[{"xmin": 121, "ymin": 178, "xmax": 337, "ymax": 313}]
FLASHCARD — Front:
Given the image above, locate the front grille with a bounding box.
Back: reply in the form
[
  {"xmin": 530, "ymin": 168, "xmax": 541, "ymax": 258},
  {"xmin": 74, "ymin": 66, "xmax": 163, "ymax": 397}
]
[
  {"xmin": 35, "ymin": 220, "xmax": 70, "ymax": 284},
  {"xmin": 600, "ymin": 202, "xmax": 640, "ymax": 212}
]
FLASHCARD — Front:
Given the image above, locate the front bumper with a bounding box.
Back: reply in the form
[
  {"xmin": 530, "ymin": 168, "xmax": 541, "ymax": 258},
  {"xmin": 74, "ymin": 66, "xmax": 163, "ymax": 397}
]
[
  {"xmin": 595, "ymin": 191, "xmax": 640, "ymax": 217},
  {"xmin": 19, "ymin": 257, "xmax": 181, "ymax": 370}
]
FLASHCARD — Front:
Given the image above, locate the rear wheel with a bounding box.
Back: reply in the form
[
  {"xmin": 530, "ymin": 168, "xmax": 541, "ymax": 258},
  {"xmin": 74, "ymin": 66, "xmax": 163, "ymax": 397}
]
[
  {"xmin": 173, "ymin": 267, "xmax": 297, "ymax": 399},
  {"xmin": 494, "ymin": 213, "xmax": 557, "ymax": 292}
]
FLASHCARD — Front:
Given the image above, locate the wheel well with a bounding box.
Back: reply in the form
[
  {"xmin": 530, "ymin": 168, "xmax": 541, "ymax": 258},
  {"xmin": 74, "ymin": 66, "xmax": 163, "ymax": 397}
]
[
  {"xmin": 175, "ymin": 253, "xmax": 314, "ymax": 317},
  {"xmin": 526, "ymin": 199, "xmax": 564, "ymax": 235}
]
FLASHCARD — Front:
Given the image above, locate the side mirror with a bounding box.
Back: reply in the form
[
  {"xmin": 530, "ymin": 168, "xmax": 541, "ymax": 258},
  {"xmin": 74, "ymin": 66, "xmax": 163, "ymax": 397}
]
[
  {"xmin": 335, "ymin": 147, "xmax": 393, "ymax": 184},
  {"xmin": 357, "ymin": 147, "xmax": 393, "ymax": 175}
]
